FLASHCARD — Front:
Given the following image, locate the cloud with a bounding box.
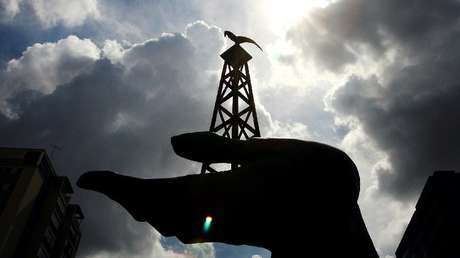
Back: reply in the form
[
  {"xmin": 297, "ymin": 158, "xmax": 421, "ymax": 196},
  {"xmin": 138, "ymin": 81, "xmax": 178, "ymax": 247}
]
[
  {"xmin": 0, "ymin": 0, "xmax": 22, "ymax": 21},
  {"xmin": 286, "ymin": 1, "xmax": 460, "ymax": 256},
  {"xmin": 288, "ymin": 0, "xmax": 460, "ymax": 72},
  {"xmin": 185, "ymin": 21, "xmax": 225, "ymax": 69},
  {"xmin": 0, "ymin": 19, "xmax": 282, "ymax": 258},
  {"xmin": 31, "ymin": 0, "xmax": 99, "ymax": 28},
  {"xmin": 331, "ymin": 61, "xmax": 460, "ymax": 200},
  {"xmin": 0, "ymin": 22, "xmax": 225, "ymax": 258},
  {"xmin": 1, "ymin": 35, "xmax": 100, "ymax": 117},
  {"xmin": 289, "ymin": 0, "xmax": 460, "ymax": 200},
  {"xmin": 85, "ymin": 228, "xmax": 215, "ymax": 258},
  {"xmin": 0, "ymin": 0, "xmax": 99, "ymax": 27}
]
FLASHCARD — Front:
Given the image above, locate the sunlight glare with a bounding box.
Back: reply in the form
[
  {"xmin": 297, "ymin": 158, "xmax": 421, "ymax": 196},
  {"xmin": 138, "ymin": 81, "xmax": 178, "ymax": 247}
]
[{"xmin": 265, "ymin": 0, "xmax": 332, "ymax": 34}]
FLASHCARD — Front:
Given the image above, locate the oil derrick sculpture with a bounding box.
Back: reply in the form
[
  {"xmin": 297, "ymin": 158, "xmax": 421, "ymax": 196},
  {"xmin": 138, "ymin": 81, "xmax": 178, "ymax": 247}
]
[
  {"xmin": 77, "ymin": 30, "xmax": 379, "ymax": 258},
  {"xmin": 201, "ymin": 31, "xmax": 262, "ymax": 174}
]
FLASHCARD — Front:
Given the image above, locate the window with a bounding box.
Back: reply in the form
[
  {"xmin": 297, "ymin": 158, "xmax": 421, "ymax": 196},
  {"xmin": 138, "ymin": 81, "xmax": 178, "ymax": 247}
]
[
  {"xmin": 56, "ymin": 196, "xmax": 66, "ymax": 216},
  {"xmin": 37, "ymin": 245, "xmax": 50, "ymax": 258},
  {"xmin": 44, "ymin": 226, "xmax": 56, "ymax": 247},
  {"xmin": 50, "ymin": 211, "xmax": 62, "ymax": 230}
]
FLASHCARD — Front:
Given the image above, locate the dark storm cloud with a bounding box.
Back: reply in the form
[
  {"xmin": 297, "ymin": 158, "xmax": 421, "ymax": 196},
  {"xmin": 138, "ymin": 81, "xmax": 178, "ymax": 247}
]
[
  {"xmin": 289, "ymin": 0, "xmax": 460, "ymax": 71},
  {"xmin": 332, "ymin": 60, "xmax": 460, "ymax": 200},
  {"xmin": 290, "ymin": 0, "xmax": 460, "ymax": 199},
  {"xmin": 0, "ymin": 23, "xmax": 223, "ymax": 257}
]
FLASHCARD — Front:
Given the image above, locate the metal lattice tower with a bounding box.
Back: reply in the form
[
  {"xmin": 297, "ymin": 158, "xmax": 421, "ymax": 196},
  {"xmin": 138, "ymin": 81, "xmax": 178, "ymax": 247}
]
[{"xmin": 201, "ymin": 36, "xmax": 261, "ymax": 174}]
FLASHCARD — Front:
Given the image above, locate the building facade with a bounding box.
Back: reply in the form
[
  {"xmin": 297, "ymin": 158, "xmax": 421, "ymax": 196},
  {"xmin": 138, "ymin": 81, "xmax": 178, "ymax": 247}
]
[
  {"xmin": 0, "ymin": 148, "xmax": 83, "ymax": 258},
  {"xmin": 396, "ymin": 171, "xmax": 460, "ymax": 258}
]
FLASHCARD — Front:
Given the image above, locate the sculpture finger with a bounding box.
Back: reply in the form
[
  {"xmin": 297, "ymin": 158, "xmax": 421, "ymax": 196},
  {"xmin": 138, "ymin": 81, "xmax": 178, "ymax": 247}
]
[
  {"xmin": 171, "ymin": 131, "xmax": 299, "ymax": 164},
  {"xmin": 171, "ymin": 131, "xmax": 247, "ymax": 163}
]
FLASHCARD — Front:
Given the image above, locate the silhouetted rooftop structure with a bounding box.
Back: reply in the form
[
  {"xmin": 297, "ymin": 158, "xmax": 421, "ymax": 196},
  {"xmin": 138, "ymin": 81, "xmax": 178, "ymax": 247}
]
[{"xmin": 397, "ymin": 170, "xmax": 460, "ymax": 258}]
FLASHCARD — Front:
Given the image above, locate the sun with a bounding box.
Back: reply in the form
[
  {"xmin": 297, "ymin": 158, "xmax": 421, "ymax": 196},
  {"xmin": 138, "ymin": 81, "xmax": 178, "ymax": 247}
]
[{"xmin": 265, "ymin": 0, "xmax": 332, "ymax": 34}]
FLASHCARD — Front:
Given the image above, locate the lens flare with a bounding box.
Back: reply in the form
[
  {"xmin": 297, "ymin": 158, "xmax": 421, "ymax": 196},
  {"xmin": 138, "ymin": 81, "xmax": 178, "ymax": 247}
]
[{"xmin": 203, "ymin": 216, "xmax": 213, "ymax": 233}]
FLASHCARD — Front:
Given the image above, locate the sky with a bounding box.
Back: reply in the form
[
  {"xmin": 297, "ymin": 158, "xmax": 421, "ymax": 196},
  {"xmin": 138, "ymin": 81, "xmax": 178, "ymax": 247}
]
[{"xmin": 1, "ymin": 0, "xmax": 460, "ymax": 257}]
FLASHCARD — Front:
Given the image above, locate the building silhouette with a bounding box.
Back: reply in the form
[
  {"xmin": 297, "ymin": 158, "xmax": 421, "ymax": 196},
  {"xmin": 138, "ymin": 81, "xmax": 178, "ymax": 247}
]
[
  {"xmin": 0, "ymin": 148, "xmax": 83, "ymax": 258},
  {"xmin": 396, "ymin": 170, "xmax": 460, "ymax": 258}
]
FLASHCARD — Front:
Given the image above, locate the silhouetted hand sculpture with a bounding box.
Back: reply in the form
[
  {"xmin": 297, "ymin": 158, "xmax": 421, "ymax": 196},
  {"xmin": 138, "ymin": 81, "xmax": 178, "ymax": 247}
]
[{"xmin": 77, "ymin": 132, "xmax": 378, "ymax": 258}]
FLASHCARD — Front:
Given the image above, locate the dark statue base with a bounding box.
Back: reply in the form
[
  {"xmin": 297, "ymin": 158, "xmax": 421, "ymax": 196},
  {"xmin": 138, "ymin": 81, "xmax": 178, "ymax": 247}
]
[{"xmin": 78, "ymin": 132, "xmax": 379, "ymax": 258}]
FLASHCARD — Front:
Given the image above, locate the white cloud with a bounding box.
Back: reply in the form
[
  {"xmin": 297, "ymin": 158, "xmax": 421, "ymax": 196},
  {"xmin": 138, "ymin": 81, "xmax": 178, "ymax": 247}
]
[
  {"xmin": 0, "ymin": 35, "xmax": 100, "ymax": 116},
  {"xmin": 8, "ymin": 35, "xmax": 100, "ymax": 92},
  {"xmin": 102, "ymin": 40, "xmax": 125, "ymax": 64},
  {"xmin": 337, "ymin": 125, "xmax": 415, "ymax": 258},
  {"xmin": 30, "ymin": 0, "xmax": 99, "ymax": 27},
  {"xmin": 85, "ymin": 227, "xmax": 213, "ymax": 258},
  {"xmin": 360, "ymin": 193, "xmax": 414, "ymax": 257},
  {"xmin": 185, "ymin": 21, "xmax": 225, "ymax": 69},
  {"xmin": 0, "ymin": 21, "xmax": 228, "ymax": 258},
  {"xmin": 183, "ymin": 242, "xmax": 215, "ymax": 258},
  {"xmin": 0, "ymin": 0, "xmax": 23, "ymax": 21},
  {"xmin": 0, "ymin": 0, "xmax": 99, "ymax": 27}
]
